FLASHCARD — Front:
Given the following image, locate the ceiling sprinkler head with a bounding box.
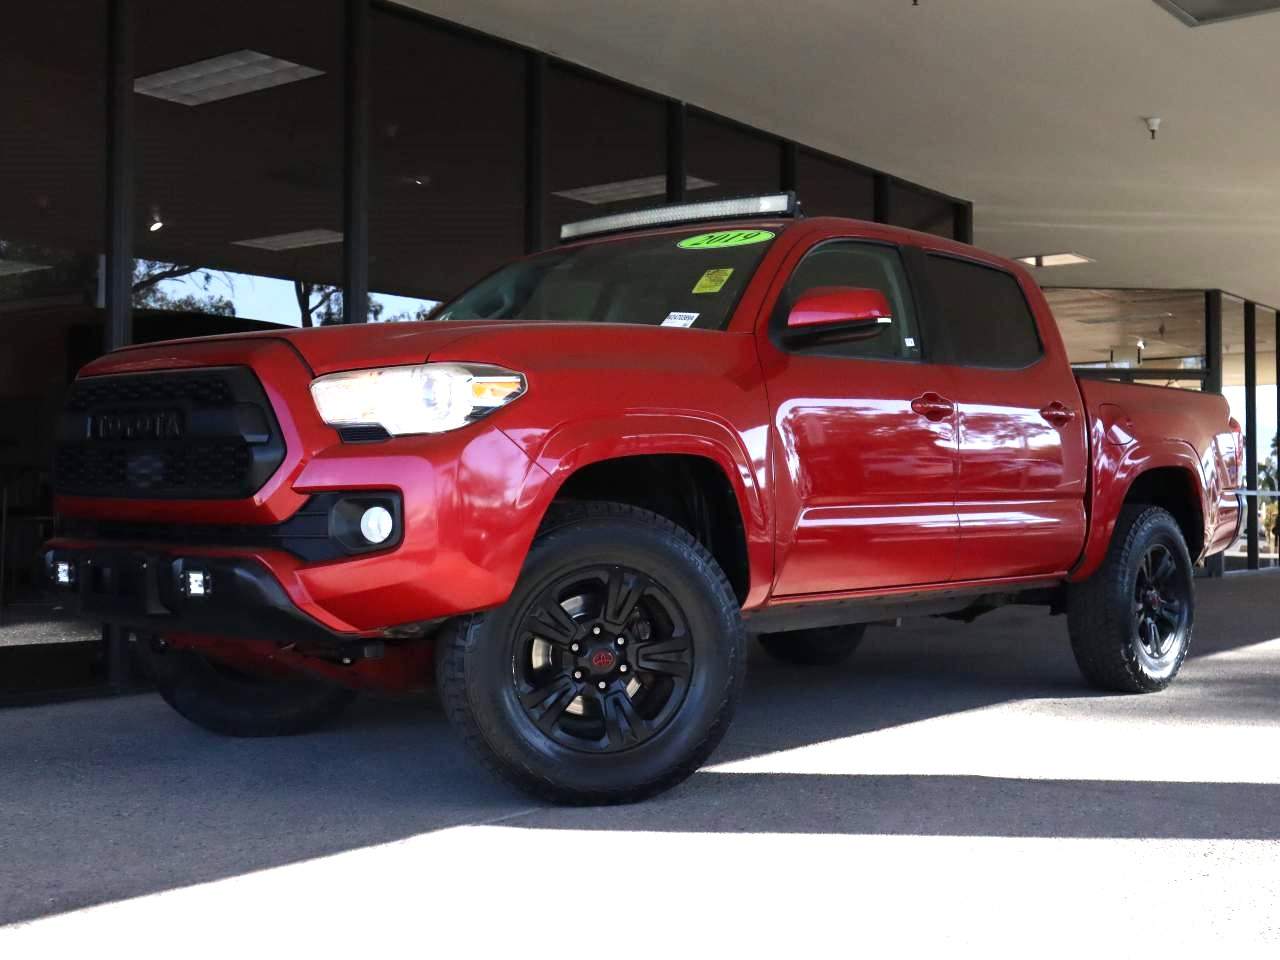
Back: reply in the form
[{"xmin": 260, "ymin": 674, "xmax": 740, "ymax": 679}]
[{"xmin": 1145, "ymin": 117, "xmax": 1162, "ymax": 140}]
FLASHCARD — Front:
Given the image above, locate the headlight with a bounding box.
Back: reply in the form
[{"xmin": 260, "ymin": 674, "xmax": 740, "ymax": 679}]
[{"xmin": 310, "ymin": 362, "xmax": 526, "ymax": 435}]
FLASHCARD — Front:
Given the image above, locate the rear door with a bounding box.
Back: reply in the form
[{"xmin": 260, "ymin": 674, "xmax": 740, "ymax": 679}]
[
  {"xmin": 760, "ymin": 239, "xmax": 960, "ymax": 596},
  {"xmin": 915, "ymin": 251, "xmax": 1088, "ymax": 580}
]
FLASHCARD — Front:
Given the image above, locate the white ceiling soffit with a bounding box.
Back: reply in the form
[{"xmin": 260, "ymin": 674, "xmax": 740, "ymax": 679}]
[
  {"xmin": 134, "ymin": 50, "xmax": 324, "ymax": 106},
  {"xmin": 396, "ymin": 0, "xmax": 1280, "ymax": 309}
]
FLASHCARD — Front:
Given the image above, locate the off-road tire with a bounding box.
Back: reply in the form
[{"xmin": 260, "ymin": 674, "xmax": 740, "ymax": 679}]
[
  {"xmin": 436, "ymin": 501, "xmax": 746, "ymax": 805},
  {"xmin": 1067, "ymin": 504, "xmax": 1194, "ymax": 693},
  {"xmin": 138, "ymin": 642, "xmax": 356, "ymax": 737},
  {"xmin": 757, "ymin": 625, "xmax": 867, "ymax": 666}
]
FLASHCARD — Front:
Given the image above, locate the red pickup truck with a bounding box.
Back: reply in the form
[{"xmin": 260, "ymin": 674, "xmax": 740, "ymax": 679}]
[{"xmin": 46, "ymin": 194, "xmax": 1243, "ymax": 804}]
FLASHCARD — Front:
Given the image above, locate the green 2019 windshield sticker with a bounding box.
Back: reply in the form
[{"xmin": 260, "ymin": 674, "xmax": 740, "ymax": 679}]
[{"xmin": 677, "ymin": 229, "xmax": 775, "ymax": 250}]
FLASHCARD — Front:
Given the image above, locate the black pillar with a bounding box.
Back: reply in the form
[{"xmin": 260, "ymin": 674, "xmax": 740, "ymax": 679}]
[
  {"xmin": 1245, "ymin": 301, "xmax": 1259, "ymax": 569},
  {"xmin": 1205, "ymin": 290, "xmax": 1223, "ymax": 395},
  {"xmin": 666, "ymin": 100, "xmax": 686, "ymax": 204},
  {"xmin": 103, "ymin": 0, "xmax": 136, "ymax": 689},
  {"xmin": 104, "ymin": 0, "xmax": 135, "ymax": 352},
  {"xmin": 342, "ymin": 0, "xmax": 370, "ymax": 324},
  {"xmin": 873, "ymin": 174, "xmax": 892, "ymax": 224},
  {"xmin": 954, "ymin": 202, "xmax": 974, "ymax": 244},
  {"xmin": 524, "ymin": 52, "xmax": 546, "ymax": 253},
  {"xmin": 780, "ymin": 140, "xmax": 798, "ymax": 194}
]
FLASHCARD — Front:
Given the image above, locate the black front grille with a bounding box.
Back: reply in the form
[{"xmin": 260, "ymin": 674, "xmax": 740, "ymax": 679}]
[{"xmin": 54, "ymin": 367, "xmax": 285, "ymax": 500}]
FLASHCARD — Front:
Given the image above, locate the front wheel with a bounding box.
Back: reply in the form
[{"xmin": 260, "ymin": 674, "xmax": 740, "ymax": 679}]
[
  {"xmin": 436, "ymin": 502, "xmax": 746, "ymax": 805},
  {"xmin": 1067, "ymin": 505, "xmax": 1194, "ymax": 693}
]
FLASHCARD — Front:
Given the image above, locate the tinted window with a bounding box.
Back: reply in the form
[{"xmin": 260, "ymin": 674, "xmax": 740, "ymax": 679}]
[
  {"xmin": 925, "ymin": 255, "xmax": 1042, "ymax": 368},
  {"xmin": 435, "ymin": 227, "xmax": 777, "ymax": 330},
  {"xmin": 775, "ymin": 242, "xmax": 921, "ymax": 361}
]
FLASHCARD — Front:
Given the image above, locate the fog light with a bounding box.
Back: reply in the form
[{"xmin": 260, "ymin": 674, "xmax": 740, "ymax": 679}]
[
  {"xmin": 359, "ymin": 505, "xmax": 394, "ymax": 544},
  {"xmin": 55, "ymin": 561, "xmax": 74, "ymax": 585},
  {"xmin": 186, "ymin": 570, "xmax": 210, "ymax": 597}
]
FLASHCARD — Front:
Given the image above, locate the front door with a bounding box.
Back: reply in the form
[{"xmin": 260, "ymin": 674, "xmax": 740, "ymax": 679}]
[{"xmin": 761, "ymin": 240, "xmax": 960, "ymax": 597}]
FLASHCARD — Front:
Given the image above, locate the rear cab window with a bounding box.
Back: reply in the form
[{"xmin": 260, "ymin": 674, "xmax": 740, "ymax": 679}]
[{"xmin": 433, "ymin": 226, "xmax": 781, "ymax": 331}]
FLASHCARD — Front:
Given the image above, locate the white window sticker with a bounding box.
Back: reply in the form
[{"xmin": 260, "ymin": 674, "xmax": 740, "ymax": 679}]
[{"xmin": 661, "ymin": 312, "xmax": 700, "ymax": 328}]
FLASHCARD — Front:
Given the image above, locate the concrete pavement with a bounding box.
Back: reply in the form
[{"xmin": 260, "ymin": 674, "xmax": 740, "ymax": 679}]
[{"xmin": 2, "ymin": 574, "xmax": 1278, "ymax": 952}]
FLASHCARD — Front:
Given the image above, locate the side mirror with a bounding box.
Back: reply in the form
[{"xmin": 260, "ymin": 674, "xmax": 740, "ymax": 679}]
[{"xmin": 785, "ymin": 286, "xmax": 894, "ymax": 343}]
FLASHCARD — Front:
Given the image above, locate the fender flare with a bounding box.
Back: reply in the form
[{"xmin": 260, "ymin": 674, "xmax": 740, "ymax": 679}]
[
  {"xmin": 1070, "ymin": 437, "xmax": 1213, "ymax": 582},
  {"xmin": 508, "ymin": 411, "xmax": 773, "ymax": 607}
]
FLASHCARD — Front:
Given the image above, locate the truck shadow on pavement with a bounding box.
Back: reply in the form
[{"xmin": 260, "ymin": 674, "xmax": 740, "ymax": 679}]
[{"xmin": 1, "ymin": 576, "xmax": 1276, "ymax": 925}]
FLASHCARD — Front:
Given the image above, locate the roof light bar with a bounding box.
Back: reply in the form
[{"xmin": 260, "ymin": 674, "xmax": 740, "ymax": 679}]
[{"xmin": 560, "ymin": 193, "xmax": 796, "ymax": 242}]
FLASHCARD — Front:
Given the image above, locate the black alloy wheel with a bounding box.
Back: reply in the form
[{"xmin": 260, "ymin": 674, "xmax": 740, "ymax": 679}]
[{"xmin": 515, "ymin": 565, "xmax": 693, "ymax": 753}]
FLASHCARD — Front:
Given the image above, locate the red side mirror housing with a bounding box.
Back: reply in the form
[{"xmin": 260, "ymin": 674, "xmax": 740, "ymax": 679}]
[{"xmin": 785, "ymin": 286, "xmax": 894, "ymax": 341}]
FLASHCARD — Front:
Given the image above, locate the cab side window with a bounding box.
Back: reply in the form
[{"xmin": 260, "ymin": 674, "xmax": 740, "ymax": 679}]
[
  {"xmin": 774, "ymin": 241, "xmax": 922, "ymax": 361},
  {"xmin": 924, "ymin": 254, "xmax": 1042, "ymax": 369}
]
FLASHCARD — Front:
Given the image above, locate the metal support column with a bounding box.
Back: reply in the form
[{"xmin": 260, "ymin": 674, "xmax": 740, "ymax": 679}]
[
  {"xmin": 1245, "ymin": 301, "xmax": 1259, "ymax": 568},
  {"xmin": 666, "ymin": 101, "xmax": 686, "ymax": 204},
  {"xmin": 1203, "ymin": 290, "xmax": 1225, "ymax": 576},
  {"xmin": 954, "ymin": 202, "xmax": 974, "ymax": 244},
  {"xmin": 873, "ymin": 174, "xmax": 892, "ymax": 224},
  {"xmin": 780, "ymin": 140, "xmax": 798, "ymax": 194},
  {"xmin": 524, "ymin": 52, "xmax": 546, "ymax": 253},
  {"xmin": 342, "ymin": 0, "xmax": 370, "ymax": 324},
  {"xmin": 103, "ymin": 0, "xmax": 136, "ymax": 687}
]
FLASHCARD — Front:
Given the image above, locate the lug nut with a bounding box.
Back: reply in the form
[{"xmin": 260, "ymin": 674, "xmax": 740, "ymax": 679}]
[
  {"xmin": 570, "ymin": 643, "xmax": 580, "ymax": 652},
  {"xmin": 619, "ymin": 664, "xmax": 628, "ymax": 674},
  {"xmin": 616, "ymin": 637, "xmax": 626, "ymax": 646},
  {"xmin": 597, "ymin": 681, "xmax": 607, "ymax": 690},
  {"xmin": 592, "ymin": 626, "xmax": 601, "ymax": 636},
  {"xmin": 574, "ymin": 670, "xmax": 583, "ymax": 680}
]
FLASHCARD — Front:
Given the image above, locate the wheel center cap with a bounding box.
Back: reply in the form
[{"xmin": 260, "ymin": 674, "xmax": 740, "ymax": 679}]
[{"xmin": 588, "ymin": 648, "xmax": 617, "ymax": 674}]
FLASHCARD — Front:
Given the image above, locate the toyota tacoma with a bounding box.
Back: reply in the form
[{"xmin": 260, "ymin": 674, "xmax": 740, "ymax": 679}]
[{"xmin": 45, "ymin": 193, "xmax": 1244, "ymax": 804}]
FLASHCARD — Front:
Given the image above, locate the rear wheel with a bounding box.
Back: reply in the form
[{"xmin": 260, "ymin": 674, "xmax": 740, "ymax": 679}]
[
  {"xmin": 138, "ymin": 640, "xmax": 356, "ymax": 737},
  {"xmin": 1067, "ymin": 505, "xmax": 1194, "ymax": 693},
  {"xmin": 436, "ymin": 502, "xmax": 745, "ymax": 805},
  {"xmin": 757, "ymin": 625, "xmax": 866, "ymax": 666}
]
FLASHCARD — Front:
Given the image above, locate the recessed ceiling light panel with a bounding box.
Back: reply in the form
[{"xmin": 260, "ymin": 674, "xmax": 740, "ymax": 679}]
[
  {"xmin": 554, "ymin": 175, "xmax": 715, "ymax": 206},
  {"xmin": 134, "ymin": 50, "xmax": 324, "ymax": 106},
  {"xmin": 233, "ymin": 228, "xmax": 343, "ymax": 251},
  {"xmin": 1016, "ymin": 252, "xmax": 1094, "ymax": 268},
  {"xmin": 1152, "ymin": 0, "xmax": 1280, "ymax": 26}
]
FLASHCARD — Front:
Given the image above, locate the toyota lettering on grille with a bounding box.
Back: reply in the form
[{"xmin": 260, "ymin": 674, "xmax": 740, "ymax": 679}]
[{"xmin": 88, "ymin": 410, "xmax": 184, "ymax": 442}]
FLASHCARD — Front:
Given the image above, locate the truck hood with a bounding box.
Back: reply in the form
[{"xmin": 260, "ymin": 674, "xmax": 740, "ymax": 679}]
[{"xmin": 270, "ymin": 320, "xmax": 525, "ymax": 375}]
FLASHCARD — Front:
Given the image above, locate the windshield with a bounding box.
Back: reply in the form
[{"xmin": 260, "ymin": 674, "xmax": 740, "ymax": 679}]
[{"xmin": 432, "ymin": 226, "xmax": 780, "ymax": 331}]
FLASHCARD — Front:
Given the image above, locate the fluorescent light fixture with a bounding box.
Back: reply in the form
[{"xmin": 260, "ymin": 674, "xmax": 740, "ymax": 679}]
[
  {"xmin": 1016, "ymin": 252, "xmax": 1094, "ymax": 268},
  {"xmin": 561, "ymin": 193, "xmax": 795, "ymax": 241},
  {"xmin": 0, "ymin": 259, "xmax": 53, "ymax": 278},
  {"xmin": 134, "ymin": 50, "xmax": 324, "ymax": 106},
  {"xmin": 233, "ymin": 229, "xmax": 343, "ymax": 251},
  {"xmin": 1152, "ymin": 0, "xmax": 1280, "ymax": 26},
  {"xmin": 554, "ymin": 175, "xmax": 716, "ymax": 206}
]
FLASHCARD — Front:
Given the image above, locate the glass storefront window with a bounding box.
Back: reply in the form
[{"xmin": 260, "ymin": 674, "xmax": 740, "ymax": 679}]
[
  {"xmin": 369, "ymin": 7, "xmax": 525, "ymax": 308},
  {"xmin": 132, "ymin": 0, "xmax": 346, "ymax": 330},
  {"xmin": 686, "ymin": 110, "xmax": 781, "ymax": 202},
  {"xmin": 889, "ymin": 181, "xmax": 956, "ymax": 238},
  {"xmin": 545, "ymin": 66, "xmax": 667, "ymax": 244},
  {"xmin": 1046, "ymin": 288, "xmax": 1207, "ymax": 377},
  {"xmin": 795, "ymin": 149, "xmax": 875, "ymax": 221}
]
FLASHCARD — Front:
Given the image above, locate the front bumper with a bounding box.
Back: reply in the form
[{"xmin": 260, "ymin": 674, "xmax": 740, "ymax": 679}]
[{"xmin": 43, "ymin": 545, "xmax": 371, "ymax": 656}]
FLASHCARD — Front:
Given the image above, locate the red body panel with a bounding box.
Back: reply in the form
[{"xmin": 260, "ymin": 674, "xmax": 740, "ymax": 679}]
[{"xmin": 51, "ymin": 216, "xmax": 1242, "ymax": 691}]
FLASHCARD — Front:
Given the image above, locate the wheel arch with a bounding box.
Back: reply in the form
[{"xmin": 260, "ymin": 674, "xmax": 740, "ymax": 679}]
[
  {"xmin": 516, "ymin": 416, "xmax": 772, "ymax": 607},
  {"xmin": 1072, "ymin": 441, "xmax": 1210, "ymax": 582}
]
